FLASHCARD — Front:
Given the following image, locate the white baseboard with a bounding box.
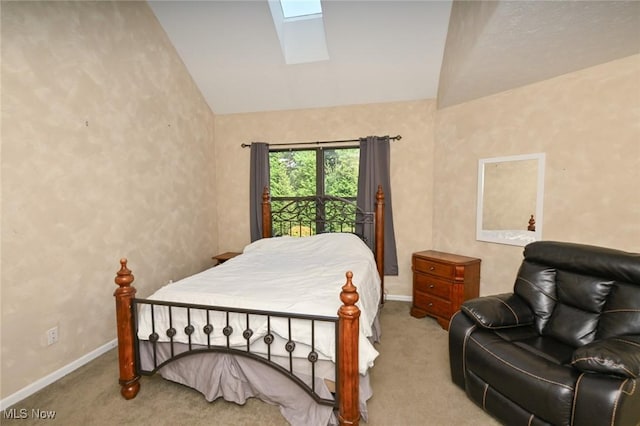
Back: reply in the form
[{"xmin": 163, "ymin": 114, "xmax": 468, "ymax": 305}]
[
  {"xmin": 0, "ymin": 339, "xmax": 117, "ymax": 411},
  {"xmin": 385, "ymin": 294, "xmax": 412, "ymax": 302}
]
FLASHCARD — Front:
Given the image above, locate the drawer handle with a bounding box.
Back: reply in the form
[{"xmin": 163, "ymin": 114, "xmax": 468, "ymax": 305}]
[
  {"xmin": 429, "ymin": 266, "xmax": 435, "ymax": 271},
  {"xmin": 428, "ymin": 303, "xmax": 433, "ymax": 307},
  {"xmin": 429, "ymin": 284, "xmax": 435, "ymax": 288}
]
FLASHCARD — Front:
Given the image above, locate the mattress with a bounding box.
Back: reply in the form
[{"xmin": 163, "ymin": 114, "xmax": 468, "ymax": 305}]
[{"xmin": 137, "ymin": 232, "xmax": 382, "ymax": 375}]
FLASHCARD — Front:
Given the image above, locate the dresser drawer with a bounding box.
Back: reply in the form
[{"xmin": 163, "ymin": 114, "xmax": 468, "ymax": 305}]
[
  {"xmin": 413, "ymin": 292, "xmax": 451, "ymax": 318},
  {"xmin": 414, "ymin": 273, "xmax": 451, "ymax": 300},
  {"xmin": 413, "ymin": 256, "xmax": 454, "ymax": 279}
]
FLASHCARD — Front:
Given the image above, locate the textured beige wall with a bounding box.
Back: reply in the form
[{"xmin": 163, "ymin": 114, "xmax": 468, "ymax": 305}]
[
  {"xmin": 434, "ymin": 54, "xmax": 640, "ymax": 296},
  {"xmin": 3, "ymin": 1, "xmax": 637, "ymax": 404},
  {"xmin": 1, "ymin": 2, "xmax": 217, "ymax": 398},
  {"xmin": 214, "ymin": 100, "xmax": 436, "ymax": 298}
]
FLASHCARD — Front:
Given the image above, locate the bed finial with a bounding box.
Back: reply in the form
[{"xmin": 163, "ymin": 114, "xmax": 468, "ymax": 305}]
[
  {"xmin": 340, "ymin": 271, "xmax": 359, "ymax": 307},
  {"xmin": 338, "ymin": 271, "xmax": 360, "ymax": 426},
  {"xmin": 115, "ymin": 258, "xmax": 134, "ymax": 288},
  {"xmin": 113, "ymin": 258, "xmax": 140, "ymax": 400}
]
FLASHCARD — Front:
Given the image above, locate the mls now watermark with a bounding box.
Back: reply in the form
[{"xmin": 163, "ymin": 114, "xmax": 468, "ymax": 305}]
[{"xmin": 3, "ymin": 408, "xmax": 57, "ymax": 420}]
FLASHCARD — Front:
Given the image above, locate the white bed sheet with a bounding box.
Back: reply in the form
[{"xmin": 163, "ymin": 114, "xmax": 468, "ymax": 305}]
[{"xmin": 137, "ymin": 232, "xmax": 381, "ymax": 375}]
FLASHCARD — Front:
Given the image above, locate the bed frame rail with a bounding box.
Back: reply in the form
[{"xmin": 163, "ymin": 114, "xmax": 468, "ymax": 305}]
[
  {"xmin": 133, "ymin": 298, "xmax": 340, "ymax": 407},
  {"xmin": 267, "ymin": 195, "xmax": 373, "ymax": 239},
  {"xmin": 114, "ymin": 260, "xmax": 362, "ymax": 425}
]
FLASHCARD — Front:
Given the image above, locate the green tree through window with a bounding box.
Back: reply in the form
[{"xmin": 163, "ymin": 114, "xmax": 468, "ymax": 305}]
[{"xmin": 269, "ymin": 147, "xmax": 359, "ymax": 236}]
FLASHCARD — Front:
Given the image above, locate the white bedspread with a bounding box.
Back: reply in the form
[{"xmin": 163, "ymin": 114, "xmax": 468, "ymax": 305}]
[{"xmin": 137, "ymin": 233, "xmax": 381, "ymax": 375}]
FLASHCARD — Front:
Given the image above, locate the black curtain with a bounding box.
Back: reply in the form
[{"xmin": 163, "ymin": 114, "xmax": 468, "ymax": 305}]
[
  {"xmin": 357, "ymin": 136, "xmax": 399, "ymax": 275},
  {"xmin": 249, "ymin": 142, "xmax": 270, "ymax": 241}
]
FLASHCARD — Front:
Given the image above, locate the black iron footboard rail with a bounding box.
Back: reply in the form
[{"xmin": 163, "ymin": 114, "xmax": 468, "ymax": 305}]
[{"xmin": 132, "ymin": 298, "xmax": 340, "ymax": 407}]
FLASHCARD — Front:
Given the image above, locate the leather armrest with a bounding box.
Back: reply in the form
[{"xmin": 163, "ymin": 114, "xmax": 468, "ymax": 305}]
[
  {"xmin": 460, "ymin": 293, "xmax": 534, "ymax": 329},
  {"xmin": 571, "ymin": 335, "xmax": 640, "ymax": 378}
]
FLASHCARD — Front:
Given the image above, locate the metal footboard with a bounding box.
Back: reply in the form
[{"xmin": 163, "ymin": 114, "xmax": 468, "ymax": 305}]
[{"xmin": 132, "ymin": 298, "xmax": 340, "ymax": 407}]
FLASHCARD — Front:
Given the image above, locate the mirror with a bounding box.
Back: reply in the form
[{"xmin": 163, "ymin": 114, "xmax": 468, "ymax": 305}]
[{"xmin": 477, "ymin": 153, "xmax": 545, "ymax": 246}]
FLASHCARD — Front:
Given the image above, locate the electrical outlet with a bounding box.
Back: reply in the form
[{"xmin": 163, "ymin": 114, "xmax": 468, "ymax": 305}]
[{"xmin": 46, "ymin": 326, "xmax": 58, "ymax": 346}]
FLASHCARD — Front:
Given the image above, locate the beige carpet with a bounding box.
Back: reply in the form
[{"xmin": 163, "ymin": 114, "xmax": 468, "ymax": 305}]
[{"xmin": 2, "ymin": 302, "xmax": 500, "ymax": 425}]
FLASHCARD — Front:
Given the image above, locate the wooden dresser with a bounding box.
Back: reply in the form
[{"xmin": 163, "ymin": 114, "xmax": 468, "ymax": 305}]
[{"xmin": 411, "ymin": 250, "xmax": 481, "ymax": 330}]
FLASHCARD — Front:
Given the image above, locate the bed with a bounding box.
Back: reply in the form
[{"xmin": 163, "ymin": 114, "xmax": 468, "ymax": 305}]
[{"xmin": 113, "ymin": 186, "xmax": 386, "ymax": 426}]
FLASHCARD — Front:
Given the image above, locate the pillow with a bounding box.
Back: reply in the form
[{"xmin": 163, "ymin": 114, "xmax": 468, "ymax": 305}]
[{"xmin": 571, "ymin": 336, "xmax": 640, "ymax": 378}]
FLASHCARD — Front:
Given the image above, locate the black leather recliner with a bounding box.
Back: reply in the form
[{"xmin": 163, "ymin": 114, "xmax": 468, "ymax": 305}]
[{"xmin": 449, "ymin": 241, "xmax": 640, "ymax": 426}]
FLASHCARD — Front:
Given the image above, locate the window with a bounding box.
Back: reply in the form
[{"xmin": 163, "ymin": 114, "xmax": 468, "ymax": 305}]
[
  {"xmin": 267, "ymin": 0, "xmax": 329, "ymax": 65},
  {"xmin": 279, "ymin": 0, "xmax": 322, "ymax": 19},
  {"xmin": 269, "ymin": 147, "xmax": 359, "ymax": 236}
]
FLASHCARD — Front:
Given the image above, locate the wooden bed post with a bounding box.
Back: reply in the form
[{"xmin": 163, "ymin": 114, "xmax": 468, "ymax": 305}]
[
  {"xmin": 338, "ymin": 271, "xmax": 360, "ymax": 426},
  {"xmin": 375, "ymin": 185, "xmax": 385, "ymax": 303},
  {"xmin": 261, "ymin": 186, "xmax": 272, "ymax": 238},
  {"xmin": 114, "ymin": 258, "xmax": 140, "ymax": 399}
]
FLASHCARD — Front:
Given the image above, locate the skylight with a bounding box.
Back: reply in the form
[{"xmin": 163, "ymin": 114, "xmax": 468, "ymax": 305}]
[
  {"xmin": 280, "ymin": 0, "xmax": 322, "ymax": 19},
  {"xmin": 268, "ymin": 0, "xmax": 329, "ymax": 65}
]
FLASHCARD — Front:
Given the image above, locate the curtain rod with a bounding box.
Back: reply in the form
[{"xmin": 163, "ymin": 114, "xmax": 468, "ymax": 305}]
[{"xmin": 240, "ymin": 134, "xmax": 401, "ymax": 148}]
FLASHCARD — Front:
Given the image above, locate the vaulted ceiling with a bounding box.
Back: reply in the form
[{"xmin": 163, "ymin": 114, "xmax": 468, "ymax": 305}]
[{"xmin": 148, "ymin": 1, "xmax": 640, "ymax": 115}]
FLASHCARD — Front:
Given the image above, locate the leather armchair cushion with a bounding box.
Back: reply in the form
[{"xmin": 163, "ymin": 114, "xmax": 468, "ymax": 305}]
[
  {"xmin": 542, "ymin": 270, "xmax": 613, "ymax": 347},
  {"xmin": 513, "ymin": 261, "xmax": 557, "ymax": 334},
  {"xmin": 461, "ymin": 293, "xmax": 534, "ymax": 329},
  {"xmin": 543, "ymin": 303, "xmax": 601, "ymax": 348},
  {"xmin": 571, "ymin": 335, "xmax": 640, "ymax": 378},
  {"xmin": 597, "ymin": 281, "xmax": 640, "ymax": 339},
  {"xmin": 554, "ymin": 270, "xmax": 613, "ymax": 312},
  {"xmin": 513, "ymin": 335, "xmax": 575, "ymax": 365}
]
